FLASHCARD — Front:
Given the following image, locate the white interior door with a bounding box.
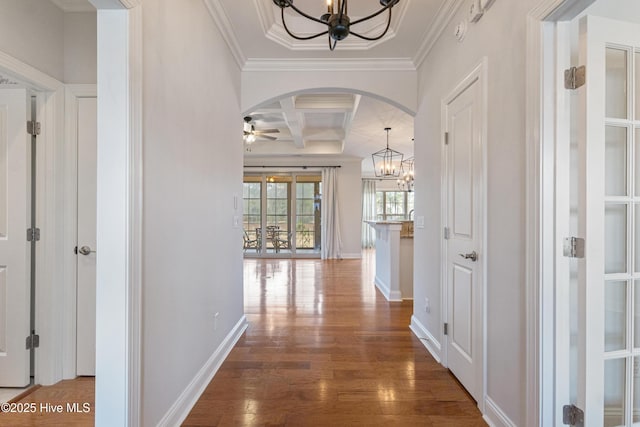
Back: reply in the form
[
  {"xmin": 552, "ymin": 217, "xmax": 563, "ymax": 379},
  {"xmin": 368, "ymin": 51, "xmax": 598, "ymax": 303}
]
[
  {"xmin": 0, "ymin": 88, "xmax": 31, "ymax": 387},
  {"xmin": 76, "ymin": 97, "xmax": 97, "ymax": 376},
  {"xmin": 568, "ymin": 15, "xmax": 640, "ymax": 426},
  {"xmin": 444, "ymin": 70, "xmax": 484, "ymax": 403}
]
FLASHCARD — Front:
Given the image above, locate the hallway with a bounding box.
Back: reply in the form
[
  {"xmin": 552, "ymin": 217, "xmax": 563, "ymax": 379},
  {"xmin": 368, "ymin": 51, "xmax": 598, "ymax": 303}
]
[{"xmin": 183, "ymin": 255, "xmax": 486, "ymax": 426}]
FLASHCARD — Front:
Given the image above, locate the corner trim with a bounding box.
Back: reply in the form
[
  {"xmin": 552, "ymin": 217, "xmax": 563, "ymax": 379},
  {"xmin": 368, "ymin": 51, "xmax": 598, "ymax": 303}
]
[
  {"xmin": 242, "ymin": 58, "xmax": 416, "ymax": 72},
  {"xmin": 484, "ymin": 396, "xmax": 518, "ymax": 427},
  {"xmin": 156, "ymin": 316, "xmax": 249, "ymax": 427},
  {"xmin": 413, "ymin": 0, "xmax": 465, "ymax": 68},
  {"xmin": 409, "ymin": 315, "xmax": 441, "ymax": 363},
  {"xmin": 203, "ymin": 0, "xmax": 247, "ymax": 69},
  {"xmin": 374, "ymin": 276, "xmax": 402, "ymax": 301}
]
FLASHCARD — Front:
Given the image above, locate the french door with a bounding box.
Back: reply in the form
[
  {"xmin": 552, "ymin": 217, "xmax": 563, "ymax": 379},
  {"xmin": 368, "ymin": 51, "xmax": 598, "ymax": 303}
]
[
  {"xmin": 243, "ymin": 173, "xmax": 321, "ymax": 257},
  {"xmin": 560, "ymin": 14, "xmax": 640, "ymax": 426}
]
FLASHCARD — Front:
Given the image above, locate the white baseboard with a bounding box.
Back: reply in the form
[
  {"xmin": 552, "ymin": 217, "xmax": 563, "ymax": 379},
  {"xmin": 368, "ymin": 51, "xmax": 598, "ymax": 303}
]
[
  {"xmin": 341, "ymin": 252, "xmax": 362, "ymax": 259},
  {"xmin": 156, "ymin": 315, "xmax": 248, "ymax": 427},
  {"xmin": 374, "ymin": 276, "xmax": 402, "ymax": 301},
  {"xmin": 409, "ymin": 315, "xmax": 441, "ymax": 363},
  {"xmin": 483, "ymin": 396, "xmax": 517, "ymax": 427}
]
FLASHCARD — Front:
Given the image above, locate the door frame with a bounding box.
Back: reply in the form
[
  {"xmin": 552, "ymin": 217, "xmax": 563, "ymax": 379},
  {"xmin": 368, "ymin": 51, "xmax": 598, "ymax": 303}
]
[
  {"xmin": 62, "ymin": 84, "xmax": 97, "ymax": 379},
  {"xmin": 525, "ymin": 0, "xmax": 596, "ymax": 425},
  {"xmin": 440, "ymin": 58, "xmax": 488, "ymax": 409},
  {"xmin": 0, "ymin": 50, "xmax": 65, "ymax": 387}
]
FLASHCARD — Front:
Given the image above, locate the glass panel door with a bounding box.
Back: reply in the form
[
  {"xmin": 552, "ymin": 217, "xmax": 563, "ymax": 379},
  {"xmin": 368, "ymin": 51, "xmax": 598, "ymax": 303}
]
[
  {"xmin": 296, "ymin": 176, "xmax": 321, "ymax": 254},
  {"xmin": 242, "ymin": 177, "xmax": 262, "ymax": 253},
  {"xmin": 265, "ymin": 175, "xmax": 292, "ymax": 255}
]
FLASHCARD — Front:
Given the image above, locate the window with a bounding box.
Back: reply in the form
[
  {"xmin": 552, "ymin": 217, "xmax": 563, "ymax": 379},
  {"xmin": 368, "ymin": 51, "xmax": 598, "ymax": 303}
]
[{"xmin": 376, "ymin": 191, "xmax": 414, "ymax": 221}]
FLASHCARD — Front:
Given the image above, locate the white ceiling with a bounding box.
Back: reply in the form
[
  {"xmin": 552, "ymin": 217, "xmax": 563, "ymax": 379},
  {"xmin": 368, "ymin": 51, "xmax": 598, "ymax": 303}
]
[{"xmin": 227, "ymin": 1, "xmax": 448, "ymax": 175}]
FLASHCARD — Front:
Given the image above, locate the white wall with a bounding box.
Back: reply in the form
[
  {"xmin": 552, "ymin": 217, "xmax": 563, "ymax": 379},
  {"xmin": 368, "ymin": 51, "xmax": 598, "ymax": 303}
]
[
  {"xmin": 140, "ymin": 0, "xmax": 243, "ymax": 425},
  {"xmin": 412, "ymin": 0, "xmax": 538, "ymax": 424},
  {"xmin": 64, "ymin": 12, "xmax": 97, "ymax": 84},
  {"xmin": 244, "ymin": 157, "xmax": 362, "ymax": 258},
  {"xmin": 0, "ymin": 2, "xmax": 96, "ymax": 84},
  {"xmin": 0, "ymin": 0, "xmax": 65, "ymax": 81}
]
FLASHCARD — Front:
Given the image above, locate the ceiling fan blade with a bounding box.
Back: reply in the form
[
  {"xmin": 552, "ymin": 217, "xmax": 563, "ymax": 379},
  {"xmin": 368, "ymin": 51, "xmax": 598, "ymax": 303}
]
[
  {"xmin": 258, "ymin": 135, "xmax": 278, "ymax": 141},
  {"xmin": 254, "ymin": 129, "xmax": 280, "ymax": 134}
]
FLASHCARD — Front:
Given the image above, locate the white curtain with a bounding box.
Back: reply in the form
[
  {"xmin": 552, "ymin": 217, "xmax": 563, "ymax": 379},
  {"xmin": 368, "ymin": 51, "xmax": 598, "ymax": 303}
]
[
  {"xmin": 321, "ymin": 167, "xmax": 343, "ymax": 259},
  {"xmin": 361, "ymin": 179, "xmax": 376, "ymax": 248}
]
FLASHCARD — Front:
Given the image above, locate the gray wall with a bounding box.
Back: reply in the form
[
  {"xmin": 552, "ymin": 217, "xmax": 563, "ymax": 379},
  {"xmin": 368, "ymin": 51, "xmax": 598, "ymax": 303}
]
[{"xmin": 140, "ymin": 0, "xmax": 243, "ymax": 424}]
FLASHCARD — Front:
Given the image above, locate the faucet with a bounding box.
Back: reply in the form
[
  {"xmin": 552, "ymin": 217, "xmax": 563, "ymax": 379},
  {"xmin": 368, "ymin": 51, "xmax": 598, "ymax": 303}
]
[{"xmin": 408, "ymin": 209, "xmax": 414, "ymax": 220}]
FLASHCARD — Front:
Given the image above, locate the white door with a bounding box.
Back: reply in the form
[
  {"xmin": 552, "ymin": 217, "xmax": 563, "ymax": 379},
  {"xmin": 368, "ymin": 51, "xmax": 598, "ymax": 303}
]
[
  {"xmin": 76, "ymin": 97, "xmax": 97, "ymax": 376},
  {"xmin": 0, "ymin": 88, "xmax": 31, "ymax": 387},
  {"xmin": 567, "ymin": 15, "xmax": 640, "ymax": 426},
  {"xmin": 444, "ymin": 68, "xmax": 484, "ymax": 403}
]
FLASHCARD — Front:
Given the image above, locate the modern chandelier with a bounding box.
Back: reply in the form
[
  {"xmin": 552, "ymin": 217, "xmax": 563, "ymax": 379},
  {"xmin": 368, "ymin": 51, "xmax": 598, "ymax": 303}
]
[
  {"xmin": 272, "ymin": 0, "xmax": 400, "ymax": 51},
  {"xmin": 397, "ymin": 156, "xmax": 414, "ymax": 192},
  {"xmin": 372, "ymin": 127, "xmax": 403, "ymax": 178}
]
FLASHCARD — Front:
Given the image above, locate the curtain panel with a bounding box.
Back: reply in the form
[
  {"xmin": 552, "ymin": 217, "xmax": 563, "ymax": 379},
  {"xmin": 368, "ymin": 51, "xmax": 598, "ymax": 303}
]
[
  {"xmin": 321, "ymin": 168, "xmax": 343, "ymax": 259},
  {"xmin": 361, "ymin": 179, "xmax": 376, "ymax": 248}
]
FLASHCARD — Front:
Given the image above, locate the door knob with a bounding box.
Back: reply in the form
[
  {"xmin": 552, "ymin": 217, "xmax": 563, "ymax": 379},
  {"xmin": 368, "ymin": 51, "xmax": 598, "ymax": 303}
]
[
  {"xmin": 459, "ymin": 251, "xmax": 478, "ymax": 262},
  {"xmin": 78, "ymin": 246, "xmax": 96, "ymax": 256}
]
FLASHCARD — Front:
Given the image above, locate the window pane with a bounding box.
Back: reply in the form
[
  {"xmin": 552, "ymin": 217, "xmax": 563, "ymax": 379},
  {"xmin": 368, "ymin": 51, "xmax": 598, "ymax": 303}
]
[
  {"xmin": 605, "ymin": 204, "xmax": 628, "ymax": 274},
  {"xmin": 606, "ymin": 48, "xmax": 628, "ymax": 119},
  {"xmin": 604, "ymin": 358, "xmax": 626, "ymax": 427},
  {"xmin": 605, "ymin": 126, "xmax": 628, "ymax": 197},
  {"xmin": 605, "ymin": 281, "xmax": 626, "ymax": 352},
  {"xmin": 636, "ymin": 52, "xmax": 640, "ymax": 121}
]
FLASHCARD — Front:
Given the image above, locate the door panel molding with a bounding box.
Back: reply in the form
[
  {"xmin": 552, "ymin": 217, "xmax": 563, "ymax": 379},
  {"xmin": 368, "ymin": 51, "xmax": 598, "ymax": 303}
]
[{"xmin": 440, "ymin": 57, "xmax": 487, "ymax": 408}]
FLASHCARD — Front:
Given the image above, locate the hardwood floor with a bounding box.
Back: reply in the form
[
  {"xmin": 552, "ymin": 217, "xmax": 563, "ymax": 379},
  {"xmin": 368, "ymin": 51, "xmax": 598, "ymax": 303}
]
[
  {"xmin": 183, "ymin": 255, "xmax": 487, "ymax": 426},
  {"xmin": 1, "ymin": 254, "xmax": 485, "ymax": 426},
  {"xmin": 0, "ymin": 377, "xmax": 94, "ymax": 426}
]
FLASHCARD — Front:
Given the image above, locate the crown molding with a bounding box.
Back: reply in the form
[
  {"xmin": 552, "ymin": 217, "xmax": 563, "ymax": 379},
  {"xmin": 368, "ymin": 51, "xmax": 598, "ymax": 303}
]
[
  {"xmin": 413, "ymin": 0, "xmax": 465, "ymax": 68},
  {"xmin": 203, "ymin": 0, "xmax": 247, "ymax": 69},
  {"xmin": 243, "ymin": 58, "xmax": 417, "ymax": 72},
  {"xmin": 255, "ymin": 0, "xmax": 409, "ymax": 51},
  {"xmin": 51, "ymin": 0, "xmax": 96, "ymax": 12}
]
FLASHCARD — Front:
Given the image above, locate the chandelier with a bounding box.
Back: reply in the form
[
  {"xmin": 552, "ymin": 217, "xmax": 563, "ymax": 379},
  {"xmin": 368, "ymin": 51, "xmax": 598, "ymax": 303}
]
[
  {"xmin": 397, "ymin": 156, "xmax": 414, "ymax": 192},
  {"xmin": 272, "ymin": 0, "xmax": 400, "ymax": 51},
  {"xmin": 372, "ymin": 127, "xmax": 403, "ymax": 178}
]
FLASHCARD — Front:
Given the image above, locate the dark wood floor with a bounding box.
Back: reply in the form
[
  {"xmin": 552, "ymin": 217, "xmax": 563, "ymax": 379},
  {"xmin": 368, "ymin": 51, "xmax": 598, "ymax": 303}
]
[{"xmin": 183, "ymin": 255, "xmax": 486, "ymax": 426}]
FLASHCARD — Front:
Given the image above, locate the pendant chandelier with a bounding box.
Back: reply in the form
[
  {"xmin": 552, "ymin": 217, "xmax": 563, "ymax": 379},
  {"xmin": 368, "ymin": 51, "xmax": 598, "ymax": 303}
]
[
  {"xmin": 372, "ymin": 127, "xmax": 403, "ymax": 178},
  {"xmin": 397, "ymin": 156, "xmax": 414, "ymax": 192},
  {"xmin": 272, "ymin": 0, "xmax": 400, "ymax": 51}
]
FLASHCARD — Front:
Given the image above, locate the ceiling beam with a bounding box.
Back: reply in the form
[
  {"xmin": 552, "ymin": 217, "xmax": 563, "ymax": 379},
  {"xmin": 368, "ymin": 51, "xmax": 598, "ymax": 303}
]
[{"xmin": 279, "ymin": 97, "xmax": 305, "ymax": 148}]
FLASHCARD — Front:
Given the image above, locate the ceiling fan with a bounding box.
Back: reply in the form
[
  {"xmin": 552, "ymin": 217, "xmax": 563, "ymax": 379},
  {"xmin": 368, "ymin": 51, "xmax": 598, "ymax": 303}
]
[{"xmin": 243, "ymin": 116, "xmax": 279, "ymax": 144}]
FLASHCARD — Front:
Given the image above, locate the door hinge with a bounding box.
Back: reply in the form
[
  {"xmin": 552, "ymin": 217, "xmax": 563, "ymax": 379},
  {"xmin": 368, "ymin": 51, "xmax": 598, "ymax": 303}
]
[
  {"xmin": 25, "ymin": 333, "xmax": 40, "ymax": 350},
  {"xmin": 564, "ymin": 66, "xmax": 586, "ymax": 90},
  {"xmin": 444, "ymin": 227, "xmax": 450, "ymax": 240},
  {"xmin": 444, "ymin": 132, "xmax": 449, "ymax": 145},
  {"xmin": 26, "ymin": 227, "xmax": 40, "ymax": 242},
  {"xmin": 563, "ymin": 237, "xmax": 584, "ymax": 258},
  {"xmin": 27, "ymin": 120, "xmax": 41, "ymax": 136},
  {"xmin": 444, "ymin": 323, "xmax": 448, "ymax": 336},
  {"xmin": 562, "ymin": 404, "xmax": 584, "ymax": 425}
]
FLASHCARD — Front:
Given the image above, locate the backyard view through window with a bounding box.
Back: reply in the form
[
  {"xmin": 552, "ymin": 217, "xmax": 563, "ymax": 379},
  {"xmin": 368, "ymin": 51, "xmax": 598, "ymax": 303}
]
[
  {"xmin": 243, "ymin": 173, "xmax": 321, "ymax": 257},
  {"xmin": 376, "ymin": 191, "xmax": 414, "ymax": 221}
]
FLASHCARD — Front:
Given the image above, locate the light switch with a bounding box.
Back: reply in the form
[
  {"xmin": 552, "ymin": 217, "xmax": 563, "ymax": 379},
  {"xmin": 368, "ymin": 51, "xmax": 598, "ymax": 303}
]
[
  {"xmin": 233, "ymin": 215, "xmax": 240, "ymax": 228},
  {"xmin": 416, "ymin": 216, "xmax": 425, "ymax": 228}
]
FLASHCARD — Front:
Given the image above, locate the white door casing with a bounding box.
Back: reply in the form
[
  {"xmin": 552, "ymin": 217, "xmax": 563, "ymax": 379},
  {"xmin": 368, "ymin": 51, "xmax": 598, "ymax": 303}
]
[
  {"xmin": 76, "ymin": 97, "xmax": 97, "ymax": 376},
  {"xmin": 442, "ymin": 61, "xmax": 486, "ymax": 404},
  {"xmin": 0, "ymin": 88, "xmax": 31, "ymax": 387}
]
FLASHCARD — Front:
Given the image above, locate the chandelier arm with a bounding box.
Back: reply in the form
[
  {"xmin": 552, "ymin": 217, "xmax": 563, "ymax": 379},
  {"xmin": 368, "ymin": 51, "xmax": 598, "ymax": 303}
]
[
  {"xmin": 281, "ymin": 8, "xmax": 329, "ymax": 40},
  {"xmin": 350, "ymin": 0, "xmax": 398, "ymax": 26},
  {"xmin": 350, "ymin": 9, "xmax": 392, "ymax": 41},
  {"xmin": 280, "ymin": 0, "xmax": 331, "ymax": 26},
  {"xmin": 329, "ymin": 35, "xmax": 337, "ymax": 51}
]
